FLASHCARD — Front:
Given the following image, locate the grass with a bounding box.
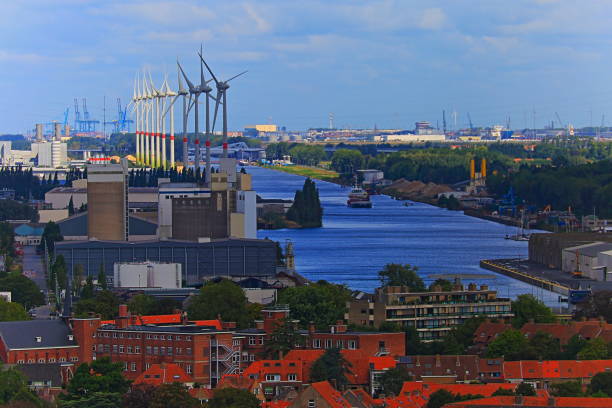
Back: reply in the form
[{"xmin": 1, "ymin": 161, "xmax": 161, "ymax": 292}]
[{"xmin": 260, "ymin": 164, "xmax": 340, "ymax": 183}]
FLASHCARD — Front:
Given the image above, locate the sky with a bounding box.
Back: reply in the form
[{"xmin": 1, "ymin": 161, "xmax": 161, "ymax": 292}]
[{"xmin": 2, "ymin": 0, "xmax": 612, "ymax": 134}]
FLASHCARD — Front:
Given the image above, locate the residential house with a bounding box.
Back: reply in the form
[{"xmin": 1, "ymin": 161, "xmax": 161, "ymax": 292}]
[
  {"xmin": 289, "ymin": 381, "xmax": 377, "ymax": 408},
  {"xmin": 444, "ymin": 395, "xmax": 612, "ymax": 407},
  {"xmin": 396, "ymin": 355, "xmax": 504, "ymax": 383},
  {"xmin": 503, "ymin": 360, "xmax": 612, "ymax": 388},
  {"xmin": 133, "ymin": 363, "xmax": 193, "ymax": 387}
]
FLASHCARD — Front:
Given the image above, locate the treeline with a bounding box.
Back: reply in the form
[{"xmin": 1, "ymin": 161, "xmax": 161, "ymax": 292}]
[
  {"xmin": 0, "ymin": 167, "xmax": 60, "ymax": 199},
  {"xmin": 487, "ymin": 159, "xmax": 612, "ymax": 217},
  {"xmin": 266, "ymin": 142, "xmax": 326, "ymax": 165}
]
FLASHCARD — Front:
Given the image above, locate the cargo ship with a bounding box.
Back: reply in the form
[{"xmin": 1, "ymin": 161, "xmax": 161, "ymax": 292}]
[{"xmin": 347, "ymin": 186, "xmax": 372, "ymax": 208}]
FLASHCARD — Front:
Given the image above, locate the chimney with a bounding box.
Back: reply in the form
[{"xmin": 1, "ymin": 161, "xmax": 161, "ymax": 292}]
[
  {"xmin": 308, "ymin": 322, "xmax": 316, "ymax": 335},
  {"xmin": 54, "ymin": 123, "xmax": 62, "ymax": 141},
  {"xmin": 119, "ymin": 304, "xmax": 128, "ymax": 318},
  {"xmin": 117, "ymin": 304, "xmax": 129, "ymax": 329},
  {"xmin": 35, "ymin": 124, "xmax": 43, "ymax": 142}
]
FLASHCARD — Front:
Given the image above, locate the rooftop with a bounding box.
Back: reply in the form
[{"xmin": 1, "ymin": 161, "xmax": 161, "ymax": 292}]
[{"xmin": 0, "ymin": 320, "xmax": 78, "ymax": 349}]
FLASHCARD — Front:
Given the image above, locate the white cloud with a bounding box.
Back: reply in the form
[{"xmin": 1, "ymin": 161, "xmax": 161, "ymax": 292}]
[
  {"xmin": 418, "ymin": 8, "xmax": 447, "ymax": 30},
  {"xmin": 92, "ymin": 1, "xmax": 214, "ymax": 25},
  {"xmin": 146, "ymin": 29, "xmax": 213, "ymax": 43}
]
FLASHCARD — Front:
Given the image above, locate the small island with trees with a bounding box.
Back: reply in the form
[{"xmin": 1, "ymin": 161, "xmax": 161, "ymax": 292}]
[{"xmin": 258, "ymin": 177, "xmax": 323, "ymax": 230}]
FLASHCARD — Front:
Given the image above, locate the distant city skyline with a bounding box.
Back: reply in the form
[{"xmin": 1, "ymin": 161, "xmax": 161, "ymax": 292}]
[{"xmin": 1, "ymin": 0, "xmax": 612, "ymax": 134}]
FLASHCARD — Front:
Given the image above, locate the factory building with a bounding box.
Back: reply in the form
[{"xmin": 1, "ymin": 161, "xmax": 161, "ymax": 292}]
[
  {"xmin": 86, "ymin": 160, "xmax": 129, "ymax": 241},
  {"xmin": 54, "ymin": 238, "xmax": 278, "ymax": 286}
]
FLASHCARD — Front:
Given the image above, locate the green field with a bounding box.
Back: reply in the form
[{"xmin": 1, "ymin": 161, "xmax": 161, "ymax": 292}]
[{"xmin": 260, "ymin": 164, "xmax": 340, "ymax": 183}]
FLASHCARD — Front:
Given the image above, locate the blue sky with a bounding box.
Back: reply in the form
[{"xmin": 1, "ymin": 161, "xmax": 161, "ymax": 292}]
[{"xmin": 1, "ymin": 0, "xmax": 612, "ymax": 134}]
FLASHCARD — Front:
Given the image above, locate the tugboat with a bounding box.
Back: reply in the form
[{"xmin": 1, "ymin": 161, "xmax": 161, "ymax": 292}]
[{"xmin": 347, "ymin": 186, "xmax": 372, "ymax": 208}]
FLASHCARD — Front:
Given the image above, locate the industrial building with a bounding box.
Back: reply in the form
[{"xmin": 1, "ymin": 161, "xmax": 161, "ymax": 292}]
[
  {"xmin": 345, "ymin": 282, "xmax": 513, "ymax": 341},
  {"xmin": 86, "ymin": 160, "xmax": 129, "ymax": 241},
  {"xmin": 562, "ymin": 242, "xmax": 612, "ymax": 281},
  {"xmin": 54, "ymin": 238, "xmax": 278, "ymax": 286}
]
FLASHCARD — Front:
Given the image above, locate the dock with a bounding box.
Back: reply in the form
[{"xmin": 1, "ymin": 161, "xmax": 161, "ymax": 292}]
[{"xmin": 480, "ymin": 259, "xmax": 571, "ymax": 296}]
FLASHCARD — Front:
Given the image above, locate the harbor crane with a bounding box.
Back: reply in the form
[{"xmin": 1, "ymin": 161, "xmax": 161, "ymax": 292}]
[{"xmin": 467, "ymin": 112, "xmax": 474, "ymax": 132}]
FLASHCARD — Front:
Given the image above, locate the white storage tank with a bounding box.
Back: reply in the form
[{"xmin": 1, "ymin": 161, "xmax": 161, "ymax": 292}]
[{"xmin": 113, "ymin": 262, "xmax": 182, "ymax": 288}]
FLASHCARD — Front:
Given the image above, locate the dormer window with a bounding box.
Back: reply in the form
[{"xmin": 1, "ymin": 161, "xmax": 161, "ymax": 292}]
[{"xmin": 35, "ymin": 336, "xmax": 42, "ymax": 343}]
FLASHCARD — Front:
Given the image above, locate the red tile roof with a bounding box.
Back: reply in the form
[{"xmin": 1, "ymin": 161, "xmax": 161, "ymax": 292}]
[
  {"xmin": 311, "ymin": 381, "xmax": 352, "ymax": 408},
  {"xmin": 444, "ymin": 395, "xmax": 612, "ymax": 407},
  {"xmin": 217, "ymin": 374, "xmax": 255, "ymax": 391},
  {"xmin": 503, "ymin": 360, "xmax": 612, "ymax": 380},
  {"xmin": 520, "ymin": 320, "xmax": 612, "ymax": 345},
  {"xmin": 242, "ymin": 360, "xmax": 303, "ymax": 382},
  {"xmin": 192, "ymin": 319, "xmax": 223, "ymax": 330},
  {"xmin": 262, "ymin": 402, "xmax": 291, "ymax": 408},
  {"xmin": 473, "ymin": 322, "xmax": 511, "ymax": 344},
  {"xmin": 370, "ymin": 356, "xmax": 397, "ymax": 371},
  {"xmin": 139, "ymin": 314, "xmax": 183, "ymax": 325},
  {"xmin": 134, "ymin": 363, "xmax": 192, "ymax": 386},
  {"xmin": 399, "ymin": 382, "xmax": 516, "ymax": 399}
]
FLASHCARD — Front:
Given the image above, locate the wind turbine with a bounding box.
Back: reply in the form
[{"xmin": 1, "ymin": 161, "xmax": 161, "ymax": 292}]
[
  {"xmin": 200, "ymin": 54, "xmax": 247, "ymax": 159},
  {"xmin": 178, "ymin": 49, "xmax": 208, "ymax": 172},
  {"xmin": 147, "ymin": 71, "xmax": 162, "ymax": 168},
  {"xmin": 161, "ymin": 76, "xmax": 178, "ymax": 169},
  {"xmin": 142, "ymin": 74, "xmax": 152, "ymax": 166},
  {"xmin": 131, "ymin": 74, "xmax": 141, "ymax": 163}
]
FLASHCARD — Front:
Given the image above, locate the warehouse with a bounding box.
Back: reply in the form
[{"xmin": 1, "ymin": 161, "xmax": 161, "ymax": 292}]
[{"xmin": 54, "ymin": 238, "xmax": 278, "ymax": 286}]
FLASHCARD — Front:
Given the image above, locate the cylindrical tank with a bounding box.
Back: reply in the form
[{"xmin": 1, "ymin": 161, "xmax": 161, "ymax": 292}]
[{"xmin": 35, "ymin": 124, "xmax": 43, "ymax": 141}]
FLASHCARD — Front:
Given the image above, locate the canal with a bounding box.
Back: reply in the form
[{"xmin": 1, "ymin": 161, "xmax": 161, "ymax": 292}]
[{"xmin": 250, "ymin": 166, "xmax": 559, "ymax": 305}]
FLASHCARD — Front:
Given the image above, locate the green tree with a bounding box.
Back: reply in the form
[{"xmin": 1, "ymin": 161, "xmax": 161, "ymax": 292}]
[
  {"xmin": 0, "ymin": 273, "xmax": 44, "ymax": 310},
  {"xmin": 378, "ymin": 366, "xmax": 412, "ymax": 397},
  {"xmin": 577, "ymin": 338, "xmax": 609, "ymax": 360},
  {"xmin": 37, "ymin": 221, "xmax": 63, "ymax": 253},
  {"xmin": 277, "ymin": 281, "xmax": 351, "ymax": 330},
  {"xmin": 492, "ymin": 388, "xmax": 516, "ymax": 396},
  {"xmin": 563, "ymin": 334, "xmax": 588, "ymax": 359},
  {"xmin": 330, "ymin": 149, "xmax": 365, "ymax": 178},
  {"xmin": 128, "ymin": 294, "xmax": 158, "ymax": 316},
  {"xmin": 207, "ymin": 387, "xmax": 260, "ymax": 408},
  {"xmin": 511, "ymin": 294, "xmax": 556, "ymax": 328},
  {"xmin": 60, "ymin": 358, "xmax": 130, "ymax": 404},
  {"xmin": 429, "ymin": 278, "xmax": 453, "ymax": 291},
  {"xmin": 97, "ymin": 264, "xmax": 107, "ymax": 290},
  {"xmin": 310, "ymin": 348, "xmax": 352, "ymax": 390},
  {"xmin": 486, "ymin": 329, "xmax": 529, "ymax": 360},
  {"xmin": 0, "ymin": 298, "xmax": 29, "ymax": 321},
  {"xmin": 187, "ymin": 279, "xmax": 256, "ymax": 328},
  {"xmin": 68, "ymin": 196, "xmax": 75, "ymax": 216},
  {"xmin": 59, "ymin": 392, "xmax": 122, "ymax": 408},
  {"xmin": 426, "ymin": 389, "xmax": 455, "ymax": 408},
  {"xmin": 516, "ymin": 383, "xmax": 536, "ymax": 396},
  {"xmin": 378, "ymin": 264, "xmax": 425, "ymax": 291},
  {"xmin": 589, "ymin": 371, "xmax": 612, "ymax": 396},
  {"xmin": 121, "ymin": 384, "xmax": 154, "ymax": 408},
  {"xmin": 286, "ymin": 178, "xmax": 323, "ymax": 228},
  {"xmin": 52, "ymin": 255, "xmax": 68, "ymax": 290},
  {"xmin": 149, "ymin": 383, "xmax": 199, "ymax": 408},
  {"xmin": 72, "ymin": 264, "xmax": 84, "ymax": 296},
  {"xmin": 74, "ymin": 290, "xmax": 120, "ymax": 319},
  {"xmin": 80, "ymin": 276, "xmax": 95, "ymax": 300},
  {"xmin": 264, "ymin": 317, "xmax": 305, "ymax": 359},
  {"xmin": 529, "ymin": 331, "xmax": 561, "ymax": 360},
  {"xmin": 0, "ymin": 364, "xmax": 43, "ymax": 407},
  {"xmin": 441, "ymin": 317, "xmax": 485, "ymax": 355},
  {"xmin": 551, "ymin": 381, "xmax": 583, "ymax": 397}
]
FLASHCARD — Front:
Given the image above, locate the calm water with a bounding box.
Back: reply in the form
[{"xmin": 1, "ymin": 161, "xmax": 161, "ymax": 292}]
[{"xmin": 250, "ymin": 166, "xmax": 558, "ymax": 305}]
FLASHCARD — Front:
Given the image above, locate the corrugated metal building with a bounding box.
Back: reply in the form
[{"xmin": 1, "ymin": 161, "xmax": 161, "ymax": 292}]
[{"xmin": 54, "ymin": 238, "xmax": 277, "ymax": 286}]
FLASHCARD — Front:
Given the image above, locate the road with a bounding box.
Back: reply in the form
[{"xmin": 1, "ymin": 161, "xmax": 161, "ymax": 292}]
[{"xmin": 22, "ymin": 246, "xmax": 52, "ymax": 319}]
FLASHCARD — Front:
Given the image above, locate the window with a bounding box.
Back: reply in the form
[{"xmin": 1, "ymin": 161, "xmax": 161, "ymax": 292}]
[
  {"xmin": 135, "ymin": 346, "xmax": 141, "ymax": 353},
  {"xmin": 265, "ymin": 374, "xmax": 280, "ymax": 381},
  {"xmin": 119, "ymin": 333, "xmax": 124, "ymax": 338},
  {"xmin": 176, "ymin": 348, "xmax": 182, "ymax": 355},
  {"xmin": 104, "ymin": 345, "xmax": 110, "ymax": 353},
  {"xmin": 153, "ymin": 347, "xmax": 159, "ymax": 355},
  {"xmin": 146, "ymin": 363, "xmax": 150, "ymax": 370},
  {"xmin": 185, "ymin": 336, "xmax": 191, "ymax": 341},
  {"xmin": 17, "ymin": 360, "xmax": 24, "ymax": 364},
  {"xmin": 38, "ymin": 358, "xmax": 45, "ymax": 363},
  {"xmin": 153, "ymin": 335, "xmax": 158, "ymax": 340},
  {"xmin": 249, "ymin": 337, "xmax": 256, "ymax": 345},
  {"xmin": 160, "ymin": 335, "xmax": 165, "ymax": 340},
  {"xmin": 28, "ymin": 359, "xmax": 35, "ymax": 364},
  {"xmin": 119, "ymin": 345, "xmax": 124, "ymax": 353},
  {"xmin": 288, "ymin": 374, "xmax": 297, "ymax": 381},
  {"xmin": 250, "ymin": 354, "xmax": 255, "ymax": 361},
  {"xmin": 146, "ymin": 346, "xmax": 152, "ymax": 354},
  {"xmin": 160, "ymin": 347, "xmax": 166, "ymax": 355},
  {"xmin": 131, "ymin": 362, "xmax": 136, "ymax": 372},
  {"xmin": 136, "ymin": 335, "xmax": 141, "ymax": 339},
  {"xmin": 258, "ymin": 337, "xmax": 264, "ymax": 345},
  {"xmin": 146, "ymin": 335, "xmax": 151, "ymax": 339},
  {"xmin": 325, "ymin": 339, "xmax": 332, "ymax": 349},
  {"xmin": 308, "ymin": 400, "xmax": 316, "ymax": 408},
  {"xmin": 167, "ymin": 335, "xmax": 172, "ymax": 340},
  {"xmin": 313, "ymin": 339, "xmax": 321, "ymax": 348},
  {"xmin": 49, "ymin": 358, "xmax": 56, "ymax": 363},
  {"xmin": 348, "ymin": 340, "xmax": 356, "ymax": 350},
  {"xmin": 113, "ymin": 333, "xmax": 117, "ymax": 338},
  {"xmin": 186, "ymin": 365, "xmax": 192, "ymax": 374},
  {"xmin": 186, "ymin": 348, "xmax": 192, "ymax": 355},
  {"xmin": 233, "ymin": 339, "xmax": 240, "ymax": 346},
  {"xmin": 127, "ymin": 346, "xmax": 132, "ymax": 354},
  {"xmin": 124, "ymin": 362, "xmax": 128, "ymax": 371},
  {"xmin": 112, "ymin": 345, "xmax": 118, "ymax": 353},
  {"xmin": 71, "ymin": 356, "xmax": 78, "ymax": 362},
  {"xmin": 336, "ymin": 340, "xmax": 343, "ymax": 348},
  {"xmin": 176, "ymin": 336, "xmax": 181, "ymax": 341},
  {"xmin": 59, "ymin": 357, "xmax": 66, "ymax": 362},
  {"xmin": 167, "ymin": 347, "xmax": 173, "ymax": 356}
]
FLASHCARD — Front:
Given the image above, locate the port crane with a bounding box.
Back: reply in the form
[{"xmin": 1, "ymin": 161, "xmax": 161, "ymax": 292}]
[{"xmin": 467, "ymin": 112, "xmax": 474, "ymax": 133}]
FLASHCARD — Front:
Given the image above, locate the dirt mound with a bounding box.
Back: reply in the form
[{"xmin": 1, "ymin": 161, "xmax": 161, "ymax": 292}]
[{"xmin": 383, "ymin": 179, "xmax": 452, "ymax": 199}]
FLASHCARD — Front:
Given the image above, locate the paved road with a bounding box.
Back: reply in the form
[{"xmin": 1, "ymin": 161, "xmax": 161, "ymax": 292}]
[{"xmin": 22, "ymin": 246, "xmax": 52, "ymax": 319}]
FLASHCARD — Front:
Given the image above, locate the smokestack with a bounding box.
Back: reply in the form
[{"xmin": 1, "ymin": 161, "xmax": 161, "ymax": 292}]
[
  {"xmin": 54, "ymin": 123, "xmax": 62, "ymax": 141},
  {"xmin": 35, "ymin": 124, "xmax": 43, "ymax": 142}
]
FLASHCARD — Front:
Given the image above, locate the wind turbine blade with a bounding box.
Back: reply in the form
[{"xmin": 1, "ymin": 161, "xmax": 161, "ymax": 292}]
[
  {"xmin": 199, "ymin": 45, "xmax": 206, "ymax": 86},
  {"xmin": 163, "ymin": 95, "xmax": 180, "ymax": 118},
  {"xmin": 177, "ymin": 60, "xmax": 195, "ymax": 91},
  {"xmin": 211, "ymin": 90, "xmax": 221, "ymax": 132},
  {"xmin": 227, "ymin": 70, "xmax": 248, "ymax": 82},
  {"xmin": 177, "ymin": 62, "xmax": 187, "ymax": 93},
  {"xmin": 198, "ymin": 52, "xmax": 218, "ymax": 84}
]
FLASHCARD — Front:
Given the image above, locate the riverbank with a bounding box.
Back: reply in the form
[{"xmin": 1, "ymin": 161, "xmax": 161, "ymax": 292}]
[{"xmin": 259, "ymin": 164, "xmax": 341, "ymax": 183}]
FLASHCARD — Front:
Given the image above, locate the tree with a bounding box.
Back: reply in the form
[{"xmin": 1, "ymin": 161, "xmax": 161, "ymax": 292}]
[
  {"xmin": 330, "ymin": 149, "xmax": 365, "ymax": 178},
  {"xmin": 486, "ymin": 329, "xmax": 529, "ymax": 360},
  {"xmin": 551, "ymin": 381, "xmax": 583, "ymax": 397},
  {"xmin": 0, "ymin": 364, "xmax": 43, "ymax": 407},
  {"xmin": 52, "ymin": 255, "xmax": 68, "ymax": 290},
  {"xmin": 72, "ymin": 264, "xmax": 84, "ymax": 296},
  {"xmin": 59, "ymin": 392, "xmax": 122, "ymax": 408},
  {"xmin": 516, "ymin": 383, "xmax": 536, "ymax": 396},
  {"xmin": 207, "ymin": 387, "xmax": 260, "ymax": 408},
  {"xmin": 529, "ymin": 331, "xmax": 561, "ymax": 360},
  {"xmin": 563, "ymin": 334, "xmax": 588, "ymax": 359},
  {"xmin": 264, "ymin": 317, "xmax": 305, "ymax": 359},
  {"xmin": 511, "ymin": 294, "xmax": 555, "ymax": 328},
  {"xmin": 122, "ymin": 384, "xmax": 154, "ymax": 408},
  {"xmin": 0, "ymin": 298, "xmax": 29, "ymax": 321},
  {"xmin": 286, "ymin": 178, "xmax": 323, "ymax": 228},
  {"xmin": 128, "ymin": 294, "xmax": 179, "ymax": 316},
  {"xmin": 577, "ymin": 338, "xmax": 609, "ymax": 360},
  {"xmin": 441, "ymin": 317, "xmax": 485, "ymax": 355},
  {"xmin": 187, "ymin": 279, "xmax": 256, "ymax": 328},
  {"xmin": 378, "ymin": 366, "xmax": 412, "ymax": 397},
  {"xmin": 0, "ymin": 274, "xmax": 44, "ymax": 310},
  {"xmin": 378, "ymin": 264, "xmax": 425, "ymax": 291},
  {"xmin": 60, "ymin": 358, "xmax": 130, "ymax": 404},
  {"xmin": 149, "ymin": 383, "xmax": 199, "ymax": 408},
  {"xmin": 589, "ymin": 371, "xmax": 612, "ymax": 396},
  {"xmin": 575, "ymin": 291, "xmax": 612, "ymax": 323},
  {"xmin": 74, "ymin": 290, "xmax": 120, "ymax": 319},
  {"xmin": 37, "ymin": 221, "xmax": 63, "ymax": 253},
  {"xmin": 68, "ymin": 196, "xmax": 75, "ymax": 216},
  {"xmin": 429, "ymin": 278, "xmax": 453, "ymax": 291},
  {"xmin": 277, "ymin": 281, "xmax": 351, "ymax": 330},
  {"xmin": 80, "ymin": 276, "xmax": 95, "ymax": 300},
  {"xmin": 492, "ymin": 388, "xmax": 516, "ymax": 396},
  {"xmin": 97, "ymin": 264, "xmax": 107, "ymax": 290},
  {"xmin": 310, "ymin": 348, "xmax": 352, "ymax": 390},
  {"xmin": 426, "ymin": 389, "xmax": 455, "ymax": 408}
]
